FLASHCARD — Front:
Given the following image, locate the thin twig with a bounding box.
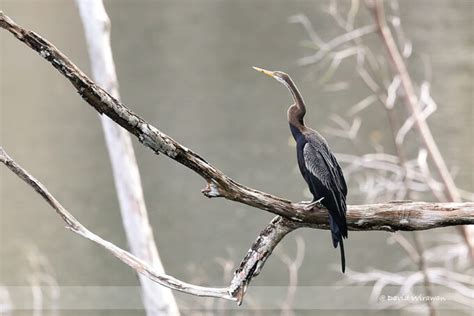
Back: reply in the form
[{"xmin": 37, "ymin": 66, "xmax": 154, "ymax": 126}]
[
  {"xmin": 297, "ymin": 24, "xmax": 377, "ymax": 65},
  {"xmin": 412, "ymin": 233, "xmax": 437, "ymax": 316},
  {"xmin": 366, "ymin": 0, "xmax": 462, "ymax": 202},
  {"xmin": 366, "ymin": 0, "xmax": 473, "ymax": 258}
]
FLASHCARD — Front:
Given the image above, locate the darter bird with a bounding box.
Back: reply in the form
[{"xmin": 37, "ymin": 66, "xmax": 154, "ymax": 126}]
[{"xmin": 253, "ymin": 66, "xmax": 348, "ymax": 272}]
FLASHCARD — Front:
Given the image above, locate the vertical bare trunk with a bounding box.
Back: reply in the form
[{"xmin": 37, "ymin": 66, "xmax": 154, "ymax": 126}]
[{"xmin": 75, "ymin": 1, "xmax": 180, "ymax": 315}]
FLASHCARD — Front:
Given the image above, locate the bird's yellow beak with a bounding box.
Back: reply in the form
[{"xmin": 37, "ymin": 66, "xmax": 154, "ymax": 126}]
[{"xmin": 252, "ymin": 66, "xmax": 275, "ymax": 78}]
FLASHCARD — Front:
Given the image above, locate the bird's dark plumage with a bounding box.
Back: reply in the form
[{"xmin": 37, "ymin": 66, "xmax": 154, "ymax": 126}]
[
  {"xmin": 254, "ymin": 66, "xmax": 348, "ymax": 272},
  {"xmin": 294, "ymin": 126, "xmax": 348, "ymax": 272}
]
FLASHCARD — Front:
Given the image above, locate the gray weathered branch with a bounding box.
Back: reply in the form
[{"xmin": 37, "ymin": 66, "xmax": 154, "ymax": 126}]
[
  {"xmin": 2, "ymin": 144, "xmax": 472, "ymax": 304},
  {"xmin": 1, "ymin": 11, "xmax": 472, "ymax": 231},
  {"xmin": 1, "ymin": 10, "xmax": 473, "ymax": 305},
  {"xmin": 0, "ymin": 147, "xmax": 235, "ymax": 301},
  {"xmin": 230, "ymin": 216, "xmax": 300, "ymax": 305}
]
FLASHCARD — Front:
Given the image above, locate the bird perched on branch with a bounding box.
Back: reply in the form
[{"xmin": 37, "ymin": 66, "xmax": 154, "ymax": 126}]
[{"xmin": 253, "ymin": 67, "xmax": 348, "ymax": 272}]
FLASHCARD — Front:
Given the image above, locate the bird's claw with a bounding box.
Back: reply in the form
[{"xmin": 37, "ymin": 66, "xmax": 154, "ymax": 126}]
[{"xmin": 301, "ymin": 197, "xmax": 324, "ymax": 211}]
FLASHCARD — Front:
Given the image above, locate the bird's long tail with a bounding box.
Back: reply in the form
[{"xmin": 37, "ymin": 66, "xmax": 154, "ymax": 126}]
[
  {"xmin": 329, "ymin": 214, "xmax": 346, "ymax": 273},
  {"xmin": 339, "ymin": 238, "xmax": 346, "ymax": 273}
]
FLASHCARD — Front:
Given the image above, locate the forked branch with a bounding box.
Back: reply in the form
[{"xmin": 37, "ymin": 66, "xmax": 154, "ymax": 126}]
[
  {"xmin": 2, "ymin": 147, "xmax": 472, "ymax": 303},
  {"xmin": 1, "ymin": 11, "xmax": 473, "ymax": 304}
]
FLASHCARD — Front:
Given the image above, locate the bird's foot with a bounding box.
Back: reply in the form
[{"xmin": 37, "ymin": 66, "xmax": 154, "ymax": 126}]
[{"xmin": 300, "ymin": 197, "xmax": 324, "ymax": 211}]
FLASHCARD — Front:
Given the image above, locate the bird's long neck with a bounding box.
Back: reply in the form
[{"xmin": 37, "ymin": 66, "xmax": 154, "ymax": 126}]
[{"xmin": 284, "ymin": 77, "xmax": 306, "ymax": 131}]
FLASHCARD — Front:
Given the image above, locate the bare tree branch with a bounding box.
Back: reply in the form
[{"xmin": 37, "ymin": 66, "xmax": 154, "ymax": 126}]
[
  {"xmin": 365, "ymin": 0, "xmax": 474, "ymax": 256},
  {"xmin": 230, "ymin": 216, "xmax": 301, "ymax": 305},
  {"xmin": 2, "ymin": 144, "xmax": 472, "ymax": 303},
  {"xmin": 1, "ymin": 11, "xmax": 472, "ymax": 231},
  {"xmin": 1, "ymin": 10, "xmax": 473, "ymax": 307},
  {"xmin": 0, "ymin": 147, "xmax": 235, "ymax": 302},
  {"xmin": 296, "ymin": 24, "xmax": 377, "ymax": 66},
  {"xmin": 365, "ymin": 0, "xmax": 461, "ymax": 202},
  {"xmin": 292, "ymin": 2, "xmax": 471, "ymax": 313},
  {"xmin": 411, "ymin": 233, "xmax": 437, "ymax": 316}
]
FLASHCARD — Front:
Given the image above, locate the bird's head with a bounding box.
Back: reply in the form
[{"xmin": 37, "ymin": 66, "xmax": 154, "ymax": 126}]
[
  {"xmin": 252, "ymin": 66, "xmax": 291, "ymax": 87},
  {"xmin": 253, "ymin": 66, "xmax": 306, "ymax": 126}
]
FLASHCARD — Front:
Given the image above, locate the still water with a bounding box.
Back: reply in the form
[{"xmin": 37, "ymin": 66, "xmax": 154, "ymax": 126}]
[{"xmin": 1, "ymin": 0, "xmax": 472, "ymax": 315}]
